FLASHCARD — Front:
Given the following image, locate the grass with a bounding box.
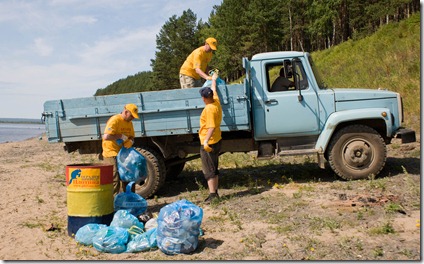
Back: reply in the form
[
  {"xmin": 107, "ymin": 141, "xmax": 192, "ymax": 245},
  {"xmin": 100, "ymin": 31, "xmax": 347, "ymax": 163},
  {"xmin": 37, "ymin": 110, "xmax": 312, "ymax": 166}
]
[
  {"xmin": 20, "ymin": 222, "xmax": 44, "ymax": 229},
  {"xmin": 309, "ymin": 216, "xmax": 341, "ymax": 233},
  {"xmin": 312, "ymin": 13, "xmax": 420, "ymax": 131},
  {"xmin": 36, "ymin": 196, "xmax": 45, "ymax": 204},
  {"xmin": 367, "ymin": 177, "xmax": 387, "ymax": 191},
  {"xmin": 384, "ymin": 202, "xmax": 405, "ymax": 214},
  {"xmin": 369, "ymin": 221, "xmax": 396, "ymax": 235},
  {"xmin": 373, "ymin": 247, "xmax": 385, "ymax": 258},
  {"xmin": 165, "ymin": 143, "xmax": 417, "ymax": 259},
  {"xmin": 73, "ymin": 136, "xmax": 418, "ymax": 260}
]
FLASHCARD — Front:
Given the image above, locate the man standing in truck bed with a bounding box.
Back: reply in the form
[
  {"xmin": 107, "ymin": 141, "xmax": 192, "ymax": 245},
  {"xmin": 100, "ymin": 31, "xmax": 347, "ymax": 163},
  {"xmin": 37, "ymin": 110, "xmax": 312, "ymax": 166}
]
[
  {"xmin": 179, "ymin": 37, "xmax": 218, "ymax": 88},
  {"xmin": 199, "ymin": 71, "xmax": 222, "ymax": 203}
]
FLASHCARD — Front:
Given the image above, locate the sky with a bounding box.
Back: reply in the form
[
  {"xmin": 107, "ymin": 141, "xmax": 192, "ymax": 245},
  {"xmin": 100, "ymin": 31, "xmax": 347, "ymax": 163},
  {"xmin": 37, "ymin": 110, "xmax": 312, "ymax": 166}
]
[{"xmin": 0, "ymin": 0, "xmax": 222, "ymax": 119}]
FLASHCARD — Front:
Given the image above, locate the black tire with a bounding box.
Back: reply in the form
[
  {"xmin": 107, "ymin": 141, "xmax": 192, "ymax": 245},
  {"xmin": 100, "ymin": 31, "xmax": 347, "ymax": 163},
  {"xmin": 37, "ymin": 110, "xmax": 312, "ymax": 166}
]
[
  {"xmin": 327, "ymin": 124, "xmax": 387, "ymax": 180},
  {"xmin": 134, "ymin": 147, "xmax": 166, "ymax": 198},
  {"xmin": 165, "ymin": 158, "xmax": 186, "ymax": 181}
]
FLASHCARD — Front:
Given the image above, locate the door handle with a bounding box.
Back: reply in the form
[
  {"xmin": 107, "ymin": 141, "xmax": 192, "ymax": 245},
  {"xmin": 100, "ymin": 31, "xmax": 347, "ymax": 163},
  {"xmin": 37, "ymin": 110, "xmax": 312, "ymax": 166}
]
[{"xmin": 265, "ymin": 99, "xmax": 278, "ymax": 104}]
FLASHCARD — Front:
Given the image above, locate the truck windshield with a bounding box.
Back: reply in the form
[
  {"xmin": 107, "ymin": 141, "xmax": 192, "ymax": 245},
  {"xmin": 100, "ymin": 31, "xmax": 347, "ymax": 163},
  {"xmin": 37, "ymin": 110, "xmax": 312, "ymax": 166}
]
[{"xmin": 308, "ymin": 55, "xmax": 327, "ymax": 89}]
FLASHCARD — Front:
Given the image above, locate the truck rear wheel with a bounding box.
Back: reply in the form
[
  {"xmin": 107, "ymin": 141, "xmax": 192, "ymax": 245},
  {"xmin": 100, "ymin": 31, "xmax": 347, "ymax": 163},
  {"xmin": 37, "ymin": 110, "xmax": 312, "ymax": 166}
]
[
  {"xmin": 134, "ymin": 147, "xmax": 166, "ymax": 198},
  {"xmin": 327, "ymin": 124, "xmax": 387, "ymax": 180}
]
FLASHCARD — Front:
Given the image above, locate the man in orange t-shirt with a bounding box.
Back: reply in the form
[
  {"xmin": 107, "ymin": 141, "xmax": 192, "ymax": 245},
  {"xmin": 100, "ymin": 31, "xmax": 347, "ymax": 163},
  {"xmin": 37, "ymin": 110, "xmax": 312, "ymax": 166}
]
[
  {"xmin": 179, "ymin": 37, "xmax": 218, "ymax": 88},
  {"xmin": 198, "ymin": 71, "xmax": 222, "ymax": 203},
  {"xmin": 102, "ymin": 103, "xmax": 139, "ymax": 195}
]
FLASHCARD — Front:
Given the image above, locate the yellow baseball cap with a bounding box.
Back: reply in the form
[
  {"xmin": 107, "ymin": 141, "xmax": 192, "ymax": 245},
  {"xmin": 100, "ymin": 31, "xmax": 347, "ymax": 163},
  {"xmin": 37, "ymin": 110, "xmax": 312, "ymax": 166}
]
[
  {"xmin": 125, "ymin": 104, "xmax": 139, "ymax": 119},
  {"xmin": 206, "ymin": 37, "xmax": 218, "ymax": 50}
]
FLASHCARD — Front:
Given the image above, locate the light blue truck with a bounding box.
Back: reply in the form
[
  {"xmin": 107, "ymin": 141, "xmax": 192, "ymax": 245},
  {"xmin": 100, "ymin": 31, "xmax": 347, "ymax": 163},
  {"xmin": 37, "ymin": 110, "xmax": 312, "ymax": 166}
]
[{"xmin": 42, "ymin": 51, "xmax": 416, "ymax": 198}]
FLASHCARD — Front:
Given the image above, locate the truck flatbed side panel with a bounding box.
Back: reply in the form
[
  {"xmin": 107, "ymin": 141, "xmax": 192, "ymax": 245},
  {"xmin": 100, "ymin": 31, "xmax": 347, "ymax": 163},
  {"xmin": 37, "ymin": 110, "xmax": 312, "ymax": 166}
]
[{"xmin": 43, "ymin": 84, "xmax": 251, "ymax": 143}]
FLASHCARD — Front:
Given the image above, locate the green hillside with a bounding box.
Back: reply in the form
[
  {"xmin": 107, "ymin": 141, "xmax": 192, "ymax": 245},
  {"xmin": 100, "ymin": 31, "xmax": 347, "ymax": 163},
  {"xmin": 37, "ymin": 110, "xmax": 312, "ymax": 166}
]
[{"xmin": 312, "ymin": 13, "xmax": 420, "ymax": 131}]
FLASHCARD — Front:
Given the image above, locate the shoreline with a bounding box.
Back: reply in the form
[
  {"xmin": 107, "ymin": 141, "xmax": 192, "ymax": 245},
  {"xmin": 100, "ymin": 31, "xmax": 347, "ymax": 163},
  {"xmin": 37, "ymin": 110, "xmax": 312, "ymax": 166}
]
[{"xmin": 0, "ymin": 118, "xmax": 43, "ymax": 124}]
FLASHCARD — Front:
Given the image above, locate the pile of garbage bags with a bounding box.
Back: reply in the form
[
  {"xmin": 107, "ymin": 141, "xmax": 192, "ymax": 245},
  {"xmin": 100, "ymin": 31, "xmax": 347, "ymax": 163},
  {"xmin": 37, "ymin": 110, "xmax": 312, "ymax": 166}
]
[
  {"xmin": 75, "ymin": 209, "xmax": 158, "ymax": 254},
  {"xmin": 74, "ymin": 199, "xmax": 203, "ymax": 255}
]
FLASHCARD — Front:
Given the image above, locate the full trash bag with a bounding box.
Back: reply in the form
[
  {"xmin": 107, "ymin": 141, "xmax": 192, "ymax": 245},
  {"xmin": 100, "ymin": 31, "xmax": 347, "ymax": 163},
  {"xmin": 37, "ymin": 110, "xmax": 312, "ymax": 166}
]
[
  {"xmin": 156, "ymin": 199, "xmax": 203, "ymax": 255},
  {"xmin": 110, "ymin": 209, "xmax": 144, "ymax": 230},
  {"xmin": 202, "ymin": 76, "xmax": 226, "ymax": 88},
  {"xmin": 75, "ymin": 223, "xmax": 108, "ymax": 246},
  {"xmin": 126, "ymin": 227, "xmax": 158, "ymax": 253},
  {"xmin": 202, "ymin": 76, "xmax": 228, "ymax": 104},
  {"xmin": 92, "ymin": 226, "xmax": 129, "ymax": 254},
  {"xmin": 117, "ymin": 147, "xmax": 147, "ymax": 182},
  {"xmin": 144, "ymin": 217, "xmax": 158, "ymax": 231},
  {"xmin": 114, "ymin": 182, "xmax": 148, "ymax": 217}
]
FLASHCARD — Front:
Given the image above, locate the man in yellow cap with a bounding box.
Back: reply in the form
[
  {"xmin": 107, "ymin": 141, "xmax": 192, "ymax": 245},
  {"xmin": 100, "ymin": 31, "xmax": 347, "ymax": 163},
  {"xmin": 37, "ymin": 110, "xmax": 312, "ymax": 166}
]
[
  {"xmin": 101, "ymin": 103, "xmax": 139, "ymax": 195},
  {"xmin": 179, "ymin": 37, "xmax": 218, "ymax": 89}
]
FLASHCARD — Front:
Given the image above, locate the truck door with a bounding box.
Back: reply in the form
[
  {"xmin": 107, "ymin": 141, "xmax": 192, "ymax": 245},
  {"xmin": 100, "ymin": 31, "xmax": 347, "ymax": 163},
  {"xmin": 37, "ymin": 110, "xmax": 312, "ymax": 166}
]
[{"xmin": 264, "ymin": 59, "xmax": 320, "ymax": 136}]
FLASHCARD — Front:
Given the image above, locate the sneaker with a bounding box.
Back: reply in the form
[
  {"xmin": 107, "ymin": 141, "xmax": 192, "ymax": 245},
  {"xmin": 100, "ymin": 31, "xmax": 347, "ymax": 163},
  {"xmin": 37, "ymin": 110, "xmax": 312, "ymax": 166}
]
[{"xmin": 204, "ymin": 192, "xmax": 220, "ymax": 204}]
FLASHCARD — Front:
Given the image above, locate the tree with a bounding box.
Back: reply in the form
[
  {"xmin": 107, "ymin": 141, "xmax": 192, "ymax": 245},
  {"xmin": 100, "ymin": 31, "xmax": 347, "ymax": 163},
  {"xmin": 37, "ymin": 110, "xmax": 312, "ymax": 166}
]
[
  {"xmin": 207, "ymin": 0, "xmax": 251, "ymax": 81},
  {"xmin": 306, "ymin": 0, "xmax": 340, "ymax": 50},
  {"xmin": 96, "ymin": 0, "xmax": 420, "ymax": 94},
  {"xmin": 150, "ymin": 9, "xmax": 206, "ymax": 90},
  {"xmin": 94, "ymin": 71, "xmax": 154, "ymax": 95}
]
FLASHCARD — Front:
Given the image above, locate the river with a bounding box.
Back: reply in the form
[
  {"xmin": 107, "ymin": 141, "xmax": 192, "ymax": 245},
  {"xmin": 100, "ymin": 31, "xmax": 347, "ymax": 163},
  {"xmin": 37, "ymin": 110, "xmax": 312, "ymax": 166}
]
[{"xmin": 0, "ymin": 122, "xmax": 46, "ymax": 143}]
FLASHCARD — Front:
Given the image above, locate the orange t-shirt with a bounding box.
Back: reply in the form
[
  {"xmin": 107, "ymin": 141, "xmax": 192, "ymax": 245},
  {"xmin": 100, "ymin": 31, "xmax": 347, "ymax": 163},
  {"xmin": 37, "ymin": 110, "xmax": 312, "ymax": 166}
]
[
  {"xmin": 102, "ymin": 114, "xmax": 135, "ymax": 158},
  {"xmin": 199, "ymin": 92, "xmax": 222, "ymax": 144},
  {"xmin": 180, "ymin": 46, "xmax": 212, "ymax": 80}
]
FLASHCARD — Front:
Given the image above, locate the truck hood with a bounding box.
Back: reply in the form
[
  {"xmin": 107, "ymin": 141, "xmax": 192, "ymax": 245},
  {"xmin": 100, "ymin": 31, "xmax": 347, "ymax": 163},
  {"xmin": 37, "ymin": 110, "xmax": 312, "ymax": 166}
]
[{"xmin": 332, "ymin": 88, "xmax": 398, "ymax": 101}]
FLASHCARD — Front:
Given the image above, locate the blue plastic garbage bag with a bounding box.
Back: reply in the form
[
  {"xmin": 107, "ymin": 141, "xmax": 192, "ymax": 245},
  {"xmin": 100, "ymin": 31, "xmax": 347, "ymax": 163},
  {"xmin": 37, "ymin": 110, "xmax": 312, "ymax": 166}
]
[
  {"xmin": 202, "ymin": 77, "xmax": 228, "ymax": 104},
  {"xmin": 126, "ymin": 227, "xmax": 158, "ymax": 253},
  {"xmin": 114, "ymin": 182, "xmax": 148, "ymax": 217},
  {"xmin": 110, "ymin": 209, "xmax": 144, "ymax": 230},
  {"xmin": 92, "ymin": 226, "xmax": 129, "ymax": 254},
  {"xmin": 156, "ymin": 199, "xmax": 203, "ymax": 255},
  {"xmin": 202, "ymin": 76, "xmax": 226, "ymax": 88},
  {"xmin": 75, "ymin": 223, "xmax": 107, "ymax": 246},
  {"xmin": 117, "ymin": 147, "xmax": 147, "ymax": 182}
]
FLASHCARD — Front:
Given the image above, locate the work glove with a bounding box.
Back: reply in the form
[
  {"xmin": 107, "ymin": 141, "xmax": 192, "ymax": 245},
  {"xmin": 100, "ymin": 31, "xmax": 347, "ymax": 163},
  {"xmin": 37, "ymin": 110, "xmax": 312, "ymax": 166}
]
[
  {"xmin": 124, "ymin": 139, "xmax": 134, "ymax": 148},
  {"xmin": 212, "ymin": 71, "xmax": 218, "ymax": 81},
  {"xmin": 116, "ymin": 134, "xmax": 128, "ymax": 145},
  {"xmin": 203, "ymin": 141, "xmax": 213, "ymax": 153}
]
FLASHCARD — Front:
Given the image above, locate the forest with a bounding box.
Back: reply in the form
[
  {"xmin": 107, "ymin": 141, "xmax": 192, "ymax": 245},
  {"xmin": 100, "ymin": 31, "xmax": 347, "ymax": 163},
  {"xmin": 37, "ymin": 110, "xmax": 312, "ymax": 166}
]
[{"xmin": 94, "ymin": 0, "xmax": 420, "ymax": 95}]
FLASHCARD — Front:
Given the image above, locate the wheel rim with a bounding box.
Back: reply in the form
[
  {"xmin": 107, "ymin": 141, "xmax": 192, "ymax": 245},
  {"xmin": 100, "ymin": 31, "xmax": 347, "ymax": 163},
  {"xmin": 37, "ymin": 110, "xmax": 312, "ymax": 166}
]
[{"xmin": 342, "ymin": 138, "xmax": 374, "ymax": 170}]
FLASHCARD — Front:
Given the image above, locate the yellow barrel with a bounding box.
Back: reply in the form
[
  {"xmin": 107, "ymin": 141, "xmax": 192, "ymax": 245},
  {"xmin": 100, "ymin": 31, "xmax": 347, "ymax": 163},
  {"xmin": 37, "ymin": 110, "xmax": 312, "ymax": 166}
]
[{"xmin": 66, "ymin": 163, "xmax": 114, "ymax": 237}]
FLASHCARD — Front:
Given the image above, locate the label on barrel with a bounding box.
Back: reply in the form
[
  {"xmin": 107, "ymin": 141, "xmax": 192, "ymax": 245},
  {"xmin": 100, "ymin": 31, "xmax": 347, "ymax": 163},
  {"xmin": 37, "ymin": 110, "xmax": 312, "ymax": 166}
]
[{"xmin": 67, "ymin": 168, "xmax": 101, "ymax": 188}]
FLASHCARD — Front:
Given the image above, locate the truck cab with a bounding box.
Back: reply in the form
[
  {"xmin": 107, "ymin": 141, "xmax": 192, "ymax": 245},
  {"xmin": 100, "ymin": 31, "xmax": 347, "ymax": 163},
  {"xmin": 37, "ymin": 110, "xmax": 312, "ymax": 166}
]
[
  {"xmin": 247, "ymin": 51, "xmax": 414, "ymax": 179},
  {"xmin": 250, "ymin": 52, "xmax": 333, "ymax": 145}
]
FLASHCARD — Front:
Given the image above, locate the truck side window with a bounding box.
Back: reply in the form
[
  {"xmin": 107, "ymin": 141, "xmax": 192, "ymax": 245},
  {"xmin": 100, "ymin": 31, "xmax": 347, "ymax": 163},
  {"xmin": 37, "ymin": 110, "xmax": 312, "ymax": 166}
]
[
  {"xmin": 267, "ymin": 62, "xmax": 295, "ymax": 92},
  {"xmin": 293, "ymin": 61, "xmax": 309, "ymax": 90}
]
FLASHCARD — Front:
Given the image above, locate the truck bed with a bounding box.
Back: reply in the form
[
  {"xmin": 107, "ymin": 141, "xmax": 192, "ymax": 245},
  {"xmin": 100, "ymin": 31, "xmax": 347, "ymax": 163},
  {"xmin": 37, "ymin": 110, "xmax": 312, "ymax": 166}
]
[{"xmin": 43, "ymin": 82, "xmax": 251, "ymax": 143}]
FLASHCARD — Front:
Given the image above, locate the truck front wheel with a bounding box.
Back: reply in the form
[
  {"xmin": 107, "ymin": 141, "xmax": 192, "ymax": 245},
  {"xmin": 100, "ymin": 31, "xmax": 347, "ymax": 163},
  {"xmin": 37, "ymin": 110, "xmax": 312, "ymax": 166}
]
[
  {"xmin": 134, "ymin": 147, "xmax": 166, "ymax": 198},
  {"xmin": 327, "ymin": 124, "xmax": 387, "ymax": 180}
]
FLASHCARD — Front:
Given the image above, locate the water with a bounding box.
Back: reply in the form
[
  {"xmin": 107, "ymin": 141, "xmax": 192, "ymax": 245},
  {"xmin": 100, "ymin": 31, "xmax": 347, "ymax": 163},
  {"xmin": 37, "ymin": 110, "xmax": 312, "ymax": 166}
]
[{"xmin": 0, "ymin": 123, "xmax": 46, "ymax": 143}]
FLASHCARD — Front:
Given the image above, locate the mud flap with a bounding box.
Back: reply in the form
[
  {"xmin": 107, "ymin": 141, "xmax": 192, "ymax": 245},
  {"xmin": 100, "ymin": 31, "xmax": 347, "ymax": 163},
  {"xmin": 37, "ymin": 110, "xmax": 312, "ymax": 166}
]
[
  {"xmin": 317, "ymin": 151, "xmax": 326, "ymax": 169},
  {"xmin": 395, "ymin": 128, "xmax": 416, "ymax": 144}
]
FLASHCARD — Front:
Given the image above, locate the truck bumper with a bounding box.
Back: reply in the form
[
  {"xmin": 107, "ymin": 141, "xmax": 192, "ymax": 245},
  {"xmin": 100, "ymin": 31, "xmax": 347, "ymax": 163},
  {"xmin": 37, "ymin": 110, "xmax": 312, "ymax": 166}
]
[{"xmin": 395, "ymin": 128, "xmax": 416, "ymax": 144}]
